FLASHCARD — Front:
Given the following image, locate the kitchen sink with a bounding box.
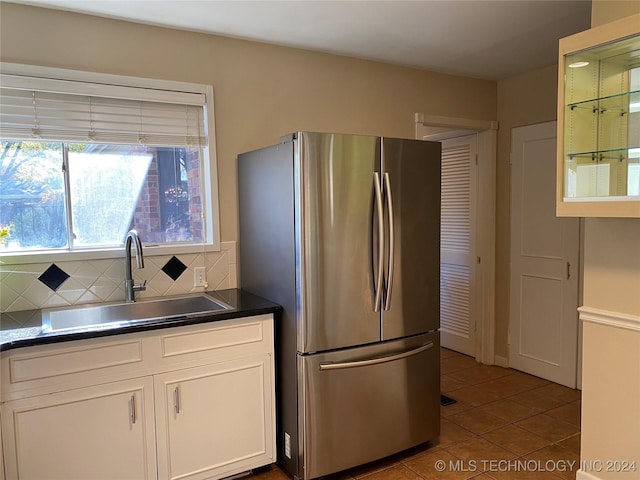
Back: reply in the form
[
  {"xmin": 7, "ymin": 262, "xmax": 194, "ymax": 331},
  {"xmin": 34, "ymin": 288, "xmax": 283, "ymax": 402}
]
[{"xmin": 41, "ymin": 294, "xmax": 231, "ymax": 333}]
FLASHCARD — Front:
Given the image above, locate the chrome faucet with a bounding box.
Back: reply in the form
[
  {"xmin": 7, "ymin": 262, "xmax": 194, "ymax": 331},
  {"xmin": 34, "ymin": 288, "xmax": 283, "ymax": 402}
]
[{"xmin": 124, "ymin": 229, "xmax": 146, "ymax": 302}]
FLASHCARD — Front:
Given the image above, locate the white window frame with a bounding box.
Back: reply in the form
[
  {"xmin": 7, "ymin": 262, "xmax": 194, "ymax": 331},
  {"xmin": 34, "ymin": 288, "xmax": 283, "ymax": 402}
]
[{"xmin": 0, "ymin": 63, "xmax": 221, "ymax": 265}]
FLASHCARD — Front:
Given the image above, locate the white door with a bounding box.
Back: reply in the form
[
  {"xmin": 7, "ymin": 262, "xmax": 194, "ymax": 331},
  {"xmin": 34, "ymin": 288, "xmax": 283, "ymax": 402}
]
[
  {"xmin": 440, "ymin": 135, "xmax": 478, "ymax": 356},
  {"xmin": 509, "ymin": 121, "xmax": 580, "ymax": 388}
]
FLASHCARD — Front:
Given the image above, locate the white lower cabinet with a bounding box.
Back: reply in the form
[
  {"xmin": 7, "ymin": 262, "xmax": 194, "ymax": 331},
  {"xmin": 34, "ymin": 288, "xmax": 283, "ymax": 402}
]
[
  {"xmin": 155, "ymin": 355, "xmax": 274, "ymax": 480},
  {"xmin": 0, "ymin": 412, "xmax": 5, "ymax": 480},
  {"xmin": 0, "ymin": 314, "xmax": 275, "ymax": 480},
  {"xmin": 2, "ymin": 377, "xmax": 157, "ymax": 480}
]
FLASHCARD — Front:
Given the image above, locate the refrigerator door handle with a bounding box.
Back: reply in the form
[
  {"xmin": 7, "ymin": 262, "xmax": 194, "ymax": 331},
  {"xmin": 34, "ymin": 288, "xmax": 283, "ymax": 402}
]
[
  {"xmin": 373, "ymin": 172, "xmax": 384, "ymax": 312},
  {"xmin": 318, "ymin": 341, "xmax": 434, "ymax": 370},
  {"xmin": 383, "ymin": 172, "xmax": 395, "ymax": 310}
]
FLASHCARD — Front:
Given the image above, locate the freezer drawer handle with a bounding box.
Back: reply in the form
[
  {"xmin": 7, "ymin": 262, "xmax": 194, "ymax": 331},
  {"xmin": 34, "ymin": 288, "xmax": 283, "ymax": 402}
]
[{"xmin": 319, "ymin": 341, "xmax": 434, "ymax": 371}]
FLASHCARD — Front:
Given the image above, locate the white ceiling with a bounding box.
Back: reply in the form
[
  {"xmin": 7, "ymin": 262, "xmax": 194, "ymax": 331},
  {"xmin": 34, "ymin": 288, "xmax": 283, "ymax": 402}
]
[{"xmin": 8, "ymin": 0, "xmax": 592, "ymax": 80}]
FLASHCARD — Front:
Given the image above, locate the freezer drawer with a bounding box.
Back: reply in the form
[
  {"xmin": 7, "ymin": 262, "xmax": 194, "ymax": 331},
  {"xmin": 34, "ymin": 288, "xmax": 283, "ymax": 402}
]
[{"xmin": 299, "ymin": 332, "xmax": 440, "ymax": 480}]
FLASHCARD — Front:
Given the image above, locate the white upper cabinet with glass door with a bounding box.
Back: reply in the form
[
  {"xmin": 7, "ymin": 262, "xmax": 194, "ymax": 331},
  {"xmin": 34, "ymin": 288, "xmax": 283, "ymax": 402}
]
[{"xmin": 557, "ymin": 13, "xmax": 640, "ymax": 217}]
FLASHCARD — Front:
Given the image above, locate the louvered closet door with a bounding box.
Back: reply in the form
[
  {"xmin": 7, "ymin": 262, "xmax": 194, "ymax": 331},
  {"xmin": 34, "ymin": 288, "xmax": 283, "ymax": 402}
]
[{"xmin": 440, "ymin": 135, "xmax": 477, "ymax": 356}]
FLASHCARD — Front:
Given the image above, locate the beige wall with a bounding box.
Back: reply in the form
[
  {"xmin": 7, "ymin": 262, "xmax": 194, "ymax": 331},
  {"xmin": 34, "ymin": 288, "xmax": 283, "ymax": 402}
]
[
  {"xmin": 0, "ymin": 2, "xmax": 496, "ymax": 245},
  {"xmin": 580, "ymin": 321, "xmax": 640, "ymax": 480},
  {"xmin": 583, "ymin": 218, "xmax": 640, "ymax": 316},
  {"xmin": 591, "ymin": 0, "xmax": 640, "ymax": 27},
  {"xmin": 579, "ymin": 2, "xmax": 640, "ymax": 479},
  {"xmin": 494, "ymin": 64, "xmax": 559, "ymax": 358},
  {"xmin": 586, "ymin": 0, "xmax": 640, "ymax": 318}
]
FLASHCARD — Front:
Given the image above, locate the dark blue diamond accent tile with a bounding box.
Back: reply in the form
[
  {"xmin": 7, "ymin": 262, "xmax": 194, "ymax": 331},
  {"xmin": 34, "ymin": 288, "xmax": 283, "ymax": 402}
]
[
  {"xmin": 162, "ymin": 256, "xmax": 187, "ymax": 281},
  {"xmin": 38, "ymin": 264, "xmax": 70, "ymax": 291}
]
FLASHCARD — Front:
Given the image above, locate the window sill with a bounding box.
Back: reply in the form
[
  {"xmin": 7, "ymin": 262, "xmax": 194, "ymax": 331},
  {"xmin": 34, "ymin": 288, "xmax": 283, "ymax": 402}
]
[{"xmin": 0, "ymin": 243, "xmax": 220, "ymax": 265}]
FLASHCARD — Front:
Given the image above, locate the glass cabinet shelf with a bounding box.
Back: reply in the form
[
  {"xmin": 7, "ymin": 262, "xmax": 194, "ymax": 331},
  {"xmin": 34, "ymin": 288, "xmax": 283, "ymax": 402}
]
[
  {"xmin": 567, "ymin": 89, "xmax": 640, "ymax": 114},
  {"xmin": 557, "ymin": 14, "xmax": 640, "ymax": 217},
  {"xmin": 567, "ymin": 146, "xmax": 640, "ymax": 160}
]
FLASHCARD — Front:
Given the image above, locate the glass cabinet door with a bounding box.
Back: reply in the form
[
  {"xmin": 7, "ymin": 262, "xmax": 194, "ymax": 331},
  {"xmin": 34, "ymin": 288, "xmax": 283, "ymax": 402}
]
[
  {"xmin": 557, "ymin": 14, "xmax": 640, "ymax": 217},
  {"xmin": 563, "ymin": 37, "xmax": 640, "ymax": 199}
]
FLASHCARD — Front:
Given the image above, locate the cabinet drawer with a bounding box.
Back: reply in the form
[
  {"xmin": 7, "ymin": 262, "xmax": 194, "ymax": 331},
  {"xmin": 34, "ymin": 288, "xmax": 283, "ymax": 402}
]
[
  {"xmin": 154, "ymin": 314, "xmax": 274, "ymax": 365},
  {"xmin": 1, "ymin": 337, "xmax": 145, "ymax": 400},
  {"xmin": 9, "ymin": 340, "xmax": 142, "ymax": 383}
]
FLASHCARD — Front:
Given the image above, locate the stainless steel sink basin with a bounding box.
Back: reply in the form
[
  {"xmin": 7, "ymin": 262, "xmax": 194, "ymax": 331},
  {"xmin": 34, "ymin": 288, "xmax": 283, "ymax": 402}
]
[{"xmin": 42, "ymin": 294, "xmax": 231, "ymax": 333}]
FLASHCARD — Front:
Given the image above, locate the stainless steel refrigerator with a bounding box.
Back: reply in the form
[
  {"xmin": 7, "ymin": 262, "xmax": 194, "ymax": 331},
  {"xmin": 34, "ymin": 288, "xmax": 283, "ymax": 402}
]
[{"xmin": 238, "ymin": 132, "xmax": 441, "ymax": 480}]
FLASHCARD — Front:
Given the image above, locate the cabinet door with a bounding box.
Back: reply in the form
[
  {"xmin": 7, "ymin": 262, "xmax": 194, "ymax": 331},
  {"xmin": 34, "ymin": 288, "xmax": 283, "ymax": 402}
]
[
  {"xmin": 0, "ymin": 411, "xmax": 5, "ymax": 480},
  {"xmin": 155, "ymin": 354, "xmax": 275, "ymax": 480},
  {"xmin": 557, "ymin": 13, "xmax": 640, "ymax": 217},
  {"xmin": 1, "ymin": 377, "xmax": 157, "ymax": 480}
]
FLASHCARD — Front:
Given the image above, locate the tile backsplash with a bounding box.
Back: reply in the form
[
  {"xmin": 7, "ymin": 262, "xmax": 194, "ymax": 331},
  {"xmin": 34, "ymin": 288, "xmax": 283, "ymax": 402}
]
[{"xmin": 0, "ymin": 242, "xmax": 237, "ymax": 312}]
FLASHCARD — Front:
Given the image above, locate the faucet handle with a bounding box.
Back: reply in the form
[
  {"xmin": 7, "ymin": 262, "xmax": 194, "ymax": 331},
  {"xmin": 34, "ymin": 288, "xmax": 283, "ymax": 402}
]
[{"xmin": 133, "ymin": 280, "xmax": 147, "ymax": 292}]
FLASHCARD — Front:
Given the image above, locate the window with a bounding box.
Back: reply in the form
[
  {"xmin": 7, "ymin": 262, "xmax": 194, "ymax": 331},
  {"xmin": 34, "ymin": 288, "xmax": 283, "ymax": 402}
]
[{"xmin": 0, "ymin": 65, "xmax": 219, "ymax": 254}]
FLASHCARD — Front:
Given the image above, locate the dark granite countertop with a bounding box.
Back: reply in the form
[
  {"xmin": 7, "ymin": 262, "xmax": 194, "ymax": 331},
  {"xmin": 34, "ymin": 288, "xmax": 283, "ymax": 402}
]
[{"xmin": 0, "ymin": 289, "xmax": 281, "ymax": 352}]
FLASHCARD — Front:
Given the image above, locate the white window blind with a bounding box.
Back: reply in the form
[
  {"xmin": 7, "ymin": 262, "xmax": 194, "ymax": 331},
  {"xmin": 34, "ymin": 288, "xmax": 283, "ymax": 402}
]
[{"xmin": 0, "ymin": 74, "xmax": 207, "ymax": 147}]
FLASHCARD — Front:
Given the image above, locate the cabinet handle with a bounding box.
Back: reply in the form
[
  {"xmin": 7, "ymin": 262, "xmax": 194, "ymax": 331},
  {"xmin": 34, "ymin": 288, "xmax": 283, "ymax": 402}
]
[
  {"xmin": 129, "ymin": 395, "xmax": 136, "ymax": 425},
  {"xmin": 174, "ymin": 386, "xmax": 181, "ymax": 415},
  {"xmin": 566, "ymin": 261, "xmax": 571, "ymax": 280}
]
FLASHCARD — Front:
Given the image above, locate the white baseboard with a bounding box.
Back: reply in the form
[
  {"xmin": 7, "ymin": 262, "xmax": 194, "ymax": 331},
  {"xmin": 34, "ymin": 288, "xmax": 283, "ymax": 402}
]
[
  {"xmin": 494, "ymin": 355, "xmax": 509, "ymax": 368},
  {"xmin": 576, "ymin": 469, "xmax": 602, "ymax": 480}
]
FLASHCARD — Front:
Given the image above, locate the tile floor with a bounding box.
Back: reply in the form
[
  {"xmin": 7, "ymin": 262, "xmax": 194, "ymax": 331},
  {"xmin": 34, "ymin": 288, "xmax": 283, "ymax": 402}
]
[{"xmin": 252, "ymin": 348, "xmax": 582, "ymax": 480}]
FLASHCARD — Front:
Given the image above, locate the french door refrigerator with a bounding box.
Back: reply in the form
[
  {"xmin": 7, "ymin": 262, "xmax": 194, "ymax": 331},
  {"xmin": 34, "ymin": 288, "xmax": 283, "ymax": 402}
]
[{"xmin": 238, "ymin": 132, "xmax": 441, "ymax": 480}]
